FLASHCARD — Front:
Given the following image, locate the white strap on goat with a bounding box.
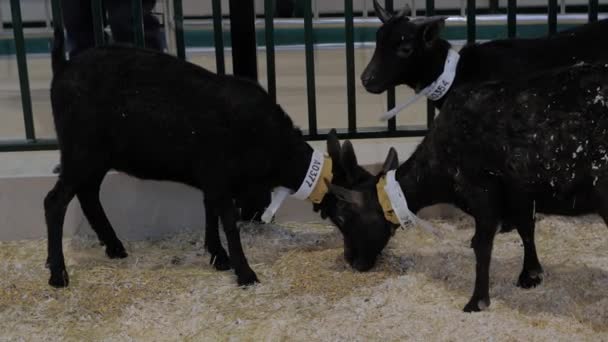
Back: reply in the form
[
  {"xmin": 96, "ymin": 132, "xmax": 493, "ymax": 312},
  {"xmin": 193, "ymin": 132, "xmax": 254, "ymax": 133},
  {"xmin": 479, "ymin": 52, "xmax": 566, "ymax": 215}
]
[
  {"xmin": 261, "ymin": 186, "xmax": 291, "ymax": 223},
  {"xmin": 380, "ymin": 49, "xmax": 460, "ymax": 121},
  {"xmin": 382, "ymin": 170, "xmax": 416, "ymax": 227},
  {"xmin": 380, "ymin": 170, "xmax": 442, "ymax": 237},
  {"xmin": 261, "ymin": 150, "xmax": 330, "ymax": 223}
]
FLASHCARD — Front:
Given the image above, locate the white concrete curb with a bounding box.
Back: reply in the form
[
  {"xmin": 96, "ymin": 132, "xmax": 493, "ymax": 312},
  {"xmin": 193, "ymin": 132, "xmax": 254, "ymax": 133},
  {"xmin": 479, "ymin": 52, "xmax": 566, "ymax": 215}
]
[{"xmin": 0, "ymin": 138, "xmax": 458, "ymax": 241}]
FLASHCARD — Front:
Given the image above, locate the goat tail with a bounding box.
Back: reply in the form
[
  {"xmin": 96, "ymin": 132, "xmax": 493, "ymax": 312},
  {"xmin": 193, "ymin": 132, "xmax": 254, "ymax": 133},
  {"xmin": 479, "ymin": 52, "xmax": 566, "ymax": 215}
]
[{"xmin": 52, "ymin": 25, "xmax": 67, "ymax": 76}]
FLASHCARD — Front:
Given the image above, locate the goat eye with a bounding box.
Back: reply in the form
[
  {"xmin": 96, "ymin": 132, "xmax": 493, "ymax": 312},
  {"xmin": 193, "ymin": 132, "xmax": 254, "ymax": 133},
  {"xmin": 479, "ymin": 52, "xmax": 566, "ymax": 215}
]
[{"xmin": 396, "ymin": 44, "xmax": 413, "ymax": 58}]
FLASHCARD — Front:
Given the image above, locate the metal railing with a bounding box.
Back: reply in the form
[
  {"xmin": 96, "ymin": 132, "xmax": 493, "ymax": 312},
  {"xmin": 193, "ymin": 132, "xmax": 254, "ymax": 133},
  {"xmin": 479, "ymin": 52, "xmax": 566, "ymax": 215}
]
[{"xmin": 0, "ymin": 0, "xmax": 604, "ymax": 151}]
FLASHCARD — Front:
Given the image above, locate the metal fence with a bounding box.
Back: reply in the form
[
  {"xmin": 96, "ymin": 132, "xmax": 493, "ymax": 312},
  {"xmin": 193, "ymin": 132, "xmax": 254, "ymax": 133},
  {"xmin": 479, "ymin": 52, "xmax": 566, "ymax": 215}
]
[{"xmin": 0, "ymin": 0, "xmax": 604, "ymax": 151}]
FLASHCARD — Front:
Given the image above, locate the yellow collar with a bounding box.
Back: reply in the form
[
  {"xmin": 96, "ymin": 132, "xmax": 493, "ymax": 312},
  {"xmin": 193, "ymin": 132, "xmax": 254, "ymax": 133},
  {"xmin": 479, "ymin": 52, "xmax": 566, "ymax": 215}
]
[
  {"xmin": 376, "ymin": 175, "xmax": 401, "ymax": 225},
  {"xmin": 308, "ymin": 156, "xmax": 333, "ymax": 204}
]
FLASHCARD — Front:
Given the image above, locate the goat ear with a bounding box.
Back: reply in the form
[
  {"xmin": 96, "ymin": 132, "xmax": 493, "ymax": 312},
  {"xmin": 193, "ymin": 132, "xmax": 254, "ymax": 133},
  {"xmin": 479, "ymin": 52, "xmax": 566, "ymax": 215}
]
[
  {"xmin": 342, "ymin": 140, "xmax": 371, "ymax": 185},
  {"xmin": 341, "ymin": 140, "xmax": 358, "ymax": 171},
  {"xmin": 382, "ymin": 147, "xmax": 399, "ymax": 173},
  {"xmin": 327, "ymin": 129, "xmax": 341, "ymax": 162},
  {"xmin": 417, "ymin": 16, "xmax": 446, "ymax": 48},
  {"xmin": 327, "ymin": 183, "xmax": 365, "ymax": 208},
  {"xmin": 373, "ymin": 0, "xmax": 392, "ymax": 23},
  {"xmin": 395, "ymin": 4, "xmax": 412, "ymax": 18}
]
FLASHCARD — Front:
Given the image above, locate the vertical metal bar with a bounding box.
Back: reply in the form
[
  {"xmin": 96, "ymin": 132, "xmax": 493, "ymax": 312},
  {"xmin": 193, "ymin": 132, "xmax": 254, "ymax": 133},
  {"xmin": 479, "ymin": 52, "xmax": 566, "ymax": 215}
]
[
  {"xmin": 132, "ymin": 0, "xmax": 145, "ymax": 47},
  {"xmin": 212, "ymin": 0, "xmax": 225, "ymax": 75},
  {"xmin": 560, "ymin": 0, "xmax": 566, "ymax": 14},
  {"xmin": 345, "ymin": 0, "xmax": 356, "ymax": 133},
  {"xmin": 173, "ymin": 0, "xmax": 185, "ymax": 59},
  {"xmin": 589, "ymin": 0, "xmax": 599, "ymax": 22},
  {"xmin": 304, "ymin": 0, "xmax": 318, "ymax": 136},
  {"xmin": 386, "ymin": 0, "xmax": 396, "ymax": 132},
  {"xmin": 426, "ymin": 0, "xmax": 435, "ymax": 129},
  {"xmin": 548, "ymin": 0, "xmax": 557, "ymax": 34},
  {"xmin": 264, "ymin": 0, "xmax": 277, "ymax": 102},
  {"xmin": 229, "ymin": 0, "xmax": 258, "ymax": 79},
  {"xmin": 489, "ymin": 0, "xmax": 499, "ymax": 13},
  {"xmin": 51, "ymin": 0, "xmax": 63, "ymax": 29},
  {"xmin": 508, "ymin": 0, "xmax": 517, "ymax": 38},
  {"xmin": 426, "ymin": 0, "xmax": 435, "ymax": 15},
  {"xmin": 0, "ymin": 3, "xmax": 4, "ymax": 33},
  {"xmin": 91, "ymin": 0, "xmax": 105, "ymax": 46},
  {"xmin": 9, "ymin": 0, "xmax": 36, "ymax": 141},
  {"xmin": 466, "ymin": 0, "xmax": 475, "ymax": 43}
]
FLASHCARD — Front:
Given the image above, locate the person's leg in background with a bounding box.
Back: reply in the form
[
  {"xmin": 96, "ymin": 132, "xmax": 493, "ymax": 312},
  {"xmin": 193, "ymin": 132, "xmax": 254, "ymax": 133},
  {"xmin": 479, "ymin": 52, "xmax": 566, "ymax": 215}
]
[
  {"xmin": 142, "ymin": 0, "xmax": 165, "ymax": 51},
  {"xmin": 105, "ymin": 0, "xmax": 165, "ymax": 51},
  {"xmin": 276, "ymin": 0, "xmax": 295, "ymax": 17},
  {"xmin": 61, "ymin": 0, "xmax": 95, "ymax": 58}
]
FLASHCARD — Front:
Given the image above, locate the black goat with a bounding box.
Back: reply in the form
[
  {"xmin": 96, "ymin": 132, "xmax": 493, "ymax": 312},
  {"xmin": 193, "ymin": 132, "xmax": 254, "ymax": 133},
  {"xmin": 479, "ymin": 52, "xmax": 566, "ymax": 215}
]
[
  {"xmin": 45, "ymin": 27, "xmax": 350, "ymax": 288},
  {"xmin": 328, "ymin": 62, "xmax": 608, "ymax": 312},
  {"xmin": 362, "ymin": 0, "xmax": 608, "ymax": 110}
]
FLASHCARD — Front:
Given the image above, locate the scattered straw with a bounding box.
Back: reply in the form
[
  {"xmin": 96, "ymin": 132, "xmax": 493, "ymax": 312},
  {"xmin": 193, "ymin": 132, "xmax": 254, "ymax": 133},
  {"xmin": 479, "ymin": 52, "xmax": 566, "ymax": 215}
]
[{"xmin": 1, "ymin": 215, "xmax": 607, "ymax": 340}]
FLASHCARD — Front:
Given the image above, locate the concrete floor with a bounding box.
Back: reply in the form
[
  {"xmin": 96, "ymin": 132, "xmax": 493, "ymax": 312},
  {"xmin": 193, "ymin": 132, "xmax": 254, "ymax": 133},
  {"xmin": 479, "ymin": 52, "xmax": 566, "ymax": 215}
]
[{"xmin": 0, "ymin": 46, "xmax": 442, "ymax": 141}]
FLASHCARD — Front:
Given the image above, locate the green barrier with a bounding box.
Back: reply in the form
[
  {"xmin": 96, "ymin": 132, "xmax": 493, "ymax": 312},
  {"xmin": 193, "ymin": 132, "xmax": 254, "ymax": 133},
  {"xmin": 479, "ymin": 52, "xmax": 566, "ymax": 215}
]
[{"xmin": 0, "ymin": 0, "xmax": 603, "ymax": 151}]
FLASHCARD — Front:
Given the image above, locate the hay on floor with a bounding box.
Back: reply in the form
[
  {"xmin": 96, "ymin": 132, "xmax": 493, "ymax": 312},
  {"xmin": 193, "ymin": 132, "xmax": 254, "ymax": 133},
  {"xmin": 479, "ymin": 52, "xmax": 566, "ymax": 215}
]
[{"xmin": 1, "ymin": 214, "xmax": 607, "ymax": 341}]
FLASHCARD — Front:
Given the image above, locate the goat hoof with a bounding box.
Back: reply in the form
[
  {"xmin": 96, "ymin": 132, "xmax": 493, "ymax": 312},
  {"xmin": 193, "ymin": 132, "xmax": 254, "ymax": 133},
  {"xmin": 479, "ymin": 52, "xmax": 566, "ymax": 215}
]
[
  {"xmin": 237, "ymin": 270, "xmax": 259, "ymax": 286},
  {"xmin": 463, "ymin": 298, "xmax": 490, "ymax": 312},
  {"xmin": 105, "ymin": 243, "xmax": 128, "ymax": 259},
  {"xmin": 48, "ymin": 269, "xmax": 69, "ymax": 288},
  {"xmin": 517, "ymin": 269, "xmax": 543, "ymax": 289},
  {"xmin": 210, "ymin": 253, "xmax": 231, "ymax": 271}
]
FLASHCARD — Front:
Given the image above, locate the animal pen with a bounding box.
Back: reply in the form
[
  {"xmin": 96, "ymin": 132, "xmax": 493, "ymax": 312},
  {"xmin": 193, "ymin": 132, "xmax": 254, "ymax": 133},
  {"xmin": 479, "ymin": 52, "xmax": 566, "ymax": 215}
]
[{"xmin": 1, "ymin": 0, "xmax": 608, "ymax": 340}]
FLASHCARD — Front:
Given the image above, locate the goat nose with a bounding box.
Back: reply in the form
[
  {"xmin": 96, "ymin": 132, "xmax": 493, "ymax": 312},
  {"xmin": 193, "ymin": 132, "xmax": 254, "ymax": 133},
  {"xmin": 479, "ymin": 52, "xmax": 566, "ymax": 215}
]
[{"xmin": 361, "ymin": 74, "xmax": 373, "ymax": 86}]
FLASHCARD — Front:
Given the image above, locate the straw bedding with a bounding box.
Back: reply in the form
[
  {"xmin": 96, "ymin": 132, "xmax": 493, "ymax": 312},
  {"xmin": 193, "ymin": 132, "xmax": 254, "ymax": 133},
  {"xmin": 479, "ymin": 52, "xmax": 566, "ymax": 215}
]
[{"xmin": 1, "ymin": 213, "xmax": 607, "ymax": 341}]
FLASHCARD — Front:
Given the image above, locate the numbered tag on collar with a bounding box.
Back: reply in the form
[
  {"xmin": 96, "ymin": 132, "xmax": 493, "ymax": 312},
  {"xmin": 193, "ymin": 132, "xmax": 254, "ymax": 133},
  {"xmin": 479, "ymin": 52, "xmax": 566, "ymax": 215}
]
[
  {"xmin": 292, "ymin": 150, "xmax": 325, "ymax": 200},
  {"xmin": 378, "ymin": 49, "xmax": 460, "ymax": 121},
  {"xmin": 422, "ymin": 49, "xmax": 460, "ymax": 101}
]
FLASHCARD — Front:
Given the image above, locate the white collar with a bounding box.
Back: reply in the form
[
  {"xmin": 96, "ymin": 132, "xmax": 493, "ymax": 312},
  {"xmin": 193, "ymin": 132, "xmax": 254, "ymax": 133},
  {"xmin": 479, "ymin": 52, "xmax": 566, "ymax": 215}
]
[
  {"xmin": 291, "ymin": 150, "xmax": 326, "ymax": 200},
  {"xmin": 380, "ymin": 49, "xmax": 460, "ymax": 121},
  {"xmin": 261, "ymin": 150, "xmax": 327, "ymax": 223},
  {"xmin": 383, "ymin": 170, "xmax": 417, "ymax": 227},
  {"xmin": 382, "ymin": 170, "xmax": 442, "ymax": 237}
]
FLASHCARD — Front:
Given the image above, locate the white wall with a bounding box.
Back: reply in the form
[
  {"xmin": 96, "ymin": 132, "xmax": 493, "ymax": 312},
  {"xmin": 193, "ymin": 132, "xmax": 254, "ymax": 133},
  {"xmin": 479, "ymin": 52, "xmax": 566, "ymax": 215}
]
[{"xmin": 0, "ymin": 139, "xmax": 427, "ymax": 241}]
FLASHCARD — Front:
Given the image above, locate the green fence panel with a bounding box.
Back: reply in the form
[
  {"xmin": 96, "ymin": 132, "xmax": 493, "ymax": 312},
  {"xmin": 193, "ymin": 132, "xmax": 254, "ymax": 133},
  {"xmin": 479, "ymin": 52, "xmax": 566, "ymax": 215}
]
[
  {"xmin": 92, "ymin": 0, "xmax": 105, "ymax": 45},
  {"xmin": 548, "ymin": 0, "xmax": 558, "ymax": 34},
  {"xmin": 9, "ymin": 0, "xmax": 35, "ymax": 141},
  {"xmin": 345, "ymin": 0, "xmax": 356, "ymax": 133},
  {"xmin": 303, "ymin": 0, "xmax": 317, "ymax": 136},
  {"xmin": 174, "ymin": 0, "xmax": 185, "ymax": 59},
  {"xmin": 508, "ymin": 0, "xmax": 517, "ymax": 37},
  {"xmin": 132, "ymin": 0, "xmax": 145, "ymax": 47},
  {"xmin": 212, "ymin": 0, "xmax": 225, "ymax": 75},
  {"xmin": 264, "ymin": 0, "xmax": 277, "ymax": 102}
]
